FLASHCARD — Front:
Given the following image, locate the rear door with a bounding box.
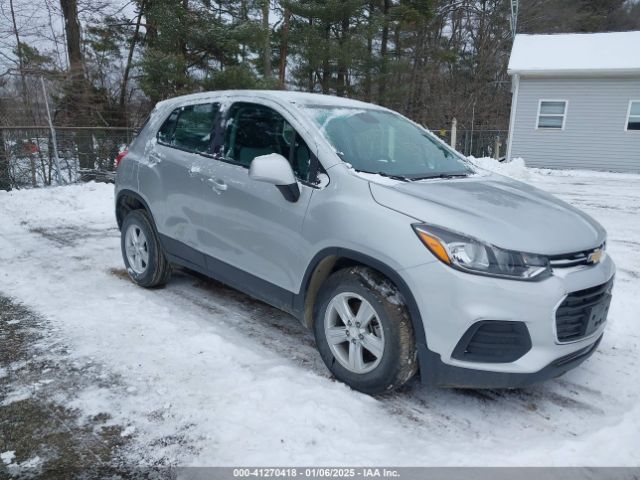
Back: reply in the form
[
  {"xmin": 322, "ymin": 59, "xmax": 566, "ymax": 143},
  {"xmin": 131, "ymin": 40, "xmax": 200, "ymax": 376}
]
[
  {"xmin": 196, "ymin": 100, "xmax": 319, "ymax": 294},
  {"xmin": 153, "ymin": 102, "xmax": 220, "ymax": 251}
]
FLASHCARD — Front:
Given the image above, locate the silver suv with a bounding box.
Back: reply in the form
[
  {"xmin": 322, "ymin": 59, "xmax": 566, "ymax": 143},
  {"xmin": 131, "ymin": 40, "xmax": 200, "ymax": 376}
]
[{"xmin": 115, "ymin": 90, "xmax": 615, "ymax": 394}]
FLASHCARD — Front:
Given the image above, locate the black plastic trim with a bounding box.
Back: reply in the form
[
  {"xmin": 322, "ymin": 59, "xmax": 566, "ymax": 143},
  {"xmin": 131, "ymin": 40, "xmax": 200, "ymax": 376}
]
[
  {"xmin": 115, "ymin": 190, "xmax": 157, "ymax": 231},
  {"xmin": 159, "ymin": 240, "xmax": 431, "ymax": 382},
  {"xmin": 276, "ymin": 183, "xmax": 301, "ymax": 202},
  {"xmin": 424, "ymin": 335, "xmax": 602, "ymax": 388},
  {"xmin": 159, "ymin": 234, "xmax": 295, "ymax": 315},
  {"xmin": 451, "ymin": 320, "xmax": 532, "ymax": 363},
  {"xmin": 556, "ymin": 279, "xmax": 613, "ymax": 342}
]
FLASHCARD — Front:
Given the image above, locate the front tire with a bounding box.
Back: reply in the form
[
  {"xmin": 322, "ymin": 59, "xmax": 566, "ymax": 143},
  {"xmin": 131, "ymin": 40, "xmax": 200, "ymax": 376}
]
[
  {"xmin": 121, "ymin": 210, "xmax": 172, "ymax": 288},
  {"xmin": 313, "ymin": 267, "xmax": 418, "ymax": 394}
]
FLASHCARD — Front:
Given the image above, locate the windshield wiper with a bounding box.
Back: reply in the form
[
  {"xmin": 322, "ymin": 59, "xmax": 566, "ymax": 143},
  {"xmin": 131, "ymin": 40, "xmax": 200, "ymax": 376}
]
[
  {"xmin": 353, "ymin": 168, "xmax": 410, "ymax": 182},
  {"xmin": 376, "ymin": 171, "xmax": 411, "ymax": 181},
  {"xmin": 408, "ymin": 172, "xmax": 471, "ymax": 181}
]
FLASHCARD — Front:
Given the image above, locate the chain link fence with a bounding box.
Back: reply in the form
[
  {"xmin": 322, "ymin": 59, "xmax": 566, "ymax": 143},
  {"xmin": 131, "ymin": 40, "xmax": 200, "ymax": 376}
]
[
  {"xmin": 0, "ymin": 126, "xmax": 137, "ymax": 189},
  {"xmin": 0, "ymin": 125, "xmax": 508, "ymax": 190},
  {"xmin": 432, "ymin": 128, "xmax": 508, "ymax": 159}
]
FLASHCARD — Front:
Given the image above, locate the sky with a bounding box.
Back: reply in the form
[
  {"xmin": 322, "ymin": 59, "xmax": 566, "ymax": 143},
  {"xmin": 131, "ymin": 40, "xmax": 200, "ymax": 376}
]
[{"xmin": 0, "ymin": 0, "xmax": 137, "ymax": 75}]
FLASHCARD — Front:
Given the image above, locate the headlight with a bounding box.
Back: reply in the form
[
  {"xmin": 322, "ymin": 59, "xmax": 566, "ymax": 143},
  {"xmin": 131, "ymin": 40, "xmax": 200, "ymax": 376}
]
[{"xmin": 413, "ymin": 224, "xmax": 551, "ymax": 281}]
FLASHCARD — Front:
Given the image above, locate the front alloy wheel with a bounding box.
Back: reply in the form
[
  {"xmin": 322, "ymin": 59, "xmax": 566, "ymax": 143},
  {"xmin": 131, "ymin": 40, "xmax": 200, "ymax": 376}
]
[
  {"xmin": 325, "ymin": 293, "xmax": 385, "ymax": 374},
  {"xmin": 314, "ymin": 267, "xmax": 418, "ymax": 394}
]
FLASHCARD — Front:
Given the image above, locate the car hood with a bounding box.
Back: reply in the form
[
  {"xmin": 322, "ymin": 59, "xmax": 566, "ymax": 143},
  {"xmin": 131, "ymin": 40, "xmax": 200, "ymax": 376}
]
[{"xmin": 368, "ymin": 174, "xmax": 606, "ymax": 255}]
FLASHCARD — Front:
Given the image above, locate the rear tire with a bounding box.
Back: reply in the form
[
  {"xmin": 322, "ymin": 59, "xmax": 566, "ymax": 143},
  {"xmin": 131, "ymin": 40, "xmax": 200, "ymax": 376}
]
[
  {"xmin": 313, "ymin": 266, "xmax": 417, "ymax": 394},
  {"xmin": 121, "ymin": 210, "xmax": 172, "ymax": 288}
]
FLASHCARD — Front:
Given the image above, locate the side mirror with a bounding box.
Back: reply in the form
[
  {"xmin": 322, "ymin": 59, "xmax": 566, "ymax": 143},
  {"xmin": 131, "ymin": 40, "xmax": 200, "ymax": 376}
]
[{"xmin": 249, "ymin": 153, "xmax": 300, "ymax": 202}]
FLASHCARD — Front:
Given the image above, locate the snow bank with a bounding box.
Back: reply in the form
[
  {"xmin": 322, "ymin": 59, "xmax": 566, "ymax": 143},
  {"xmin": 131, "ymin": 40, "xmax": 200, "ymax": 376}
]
[
  {"xmin": 1, "ymin": 451, "xmax": 15, "ymax": 465},
  {"xmin": 469, "ymin": 156, "xmax": 640, "ymax": 183},
  {"xmin": 1, "ymin": 172, "xmax": 640, "ymax": 466},
  {"xmin": 468, "ymin": 156, "xmax": 530, "ymax": 180}
]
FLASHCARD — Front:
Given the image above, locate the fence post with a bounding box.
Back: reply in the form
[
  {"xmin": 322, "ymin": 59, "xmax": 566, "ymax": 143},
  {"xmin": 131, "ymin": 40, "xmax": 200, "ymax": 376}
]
[
  {"xmin": 450, "ymin": 118, "xmax": 457, "ymax": 149},
  {"xmin": 41, "ymin": 77, "xmax": 64, "ymax": 185},
  {"xmin": 494, "ymin": 135, "xmax": 501, "ymax": 160}
]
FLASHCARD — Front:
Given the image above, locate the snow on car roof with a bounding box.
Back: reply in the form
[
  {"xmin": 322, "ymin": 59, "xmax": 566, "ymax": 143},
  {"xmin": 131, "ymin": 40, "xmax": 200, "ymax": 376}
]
[
  {"xmin": 508, "ymin": 31, "xmax": 640, "ymax": 76},
  {"xmin": 155, "ymin": 90, "xmax": 383, "ymax": 111}
]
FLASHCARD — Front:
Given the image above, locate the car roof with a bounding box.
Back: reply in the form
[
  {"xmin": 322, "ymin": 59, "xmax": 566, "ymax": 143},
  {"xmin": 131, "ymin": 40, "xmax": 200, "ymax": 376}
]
[{"xmin": 154, "ymin": 90, "xmax": 385, "ymax": 112}]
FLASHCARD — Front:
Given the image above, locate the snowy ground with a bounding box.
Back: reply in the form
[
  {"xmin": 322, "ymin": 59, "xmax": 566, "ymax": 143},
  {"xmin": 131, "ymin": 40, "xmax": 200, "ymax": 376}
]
[{"xmin": 0, "ymin": 160, "xmax": 639, "ymax": 469}]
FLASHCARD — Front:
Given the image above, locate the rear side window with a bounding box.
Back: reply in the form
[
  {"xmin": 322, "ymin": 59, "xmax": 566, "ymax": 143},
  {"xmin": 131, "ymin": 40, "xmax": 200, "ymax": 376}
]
[
  {"xmin": 222, "ymin": 102, "xmax": 313, "ymax": 181},
  {"xmin": 157, "ymin": 103, "xmax": 220, "ymax": 153},
  {"xmin": 157, "ymin": 110, "xmax": 179, "ymax": 144}
]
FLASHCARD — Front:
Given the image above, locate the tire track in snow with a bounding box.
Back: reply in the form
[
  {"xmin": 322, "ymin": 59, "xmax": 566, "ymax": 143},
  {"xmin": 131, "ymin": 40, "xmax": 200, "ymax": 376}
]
[
  {"xmin": 106, "ymin": 266, "xmax": 620, "ymax": 443},
  {"xmin": 18, "ymin": 217, "xmax": 629, "ymax": 450},
  {"xmin": 2, "ymin": 176, "xmax": 639, "ymax": 465}
]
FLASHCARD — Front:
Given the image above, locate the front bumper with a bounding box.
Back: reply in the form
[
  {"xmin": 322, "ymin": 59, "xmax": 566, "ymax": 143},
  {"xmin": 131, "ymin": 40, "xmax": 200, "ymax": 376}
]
[
  {"xmin": 401, "ymin": 254, "xmax": 615, "ymax": 388},
  {"xmin": 421, "ymin": 334, "xmax": 602, "ymax": 388}
]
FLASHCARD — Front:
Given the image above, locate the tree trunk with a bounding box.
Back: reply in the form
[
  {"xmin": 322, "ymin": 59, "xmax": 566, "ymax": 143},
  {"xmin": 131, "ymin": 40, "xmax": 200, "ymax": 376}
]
[
  {"xmin": 378, "ymin": 0, "xmax": 391, "ymax": 105},
  {"xmin": 278, "ymin": 7, "xmax": 290, "ymax": 88},
  {"xmin": 364, "ymin": 3, "xmax": 374, "ymax": 102},
  {"xmin": 119, "ymin": 0, "xmax": 145, "ymax": 121},
  {"xmin": 9, "ymin": 0, "xmax": 28, "ymax": 103},
  {"xmin": 0, "ymin": 127, "xmax": 11, "ymax": 191},
  {"xmin": 10, "ymin": 0, "xmax": 37, "ymax": 186},
  {"xmin": 60, "ymin": 0, "xmax": 96, "ymax": 172},
  {"xmin": 336, "ymin": 17, "xmax": 349, "ymax": 97},
  {"xmin": 321, "ymin": 23, "xmax": 331, "ymax": 94},
  {"xmin": 262, "ymin": 0, "xmax": 271, "ymax": 79},
  {"xmin": 307, "ymin": 17, "xmax": 314, "ymax": 91}
]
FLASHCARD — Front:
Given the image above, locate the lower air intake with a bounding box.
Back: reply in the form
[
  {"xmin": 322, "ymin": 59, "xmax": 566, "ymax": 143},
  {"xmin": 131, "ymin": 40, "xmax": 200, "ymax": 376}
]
[{"xmin": 452, "ymin": 321, "xmax": 532, "ymax": 363}]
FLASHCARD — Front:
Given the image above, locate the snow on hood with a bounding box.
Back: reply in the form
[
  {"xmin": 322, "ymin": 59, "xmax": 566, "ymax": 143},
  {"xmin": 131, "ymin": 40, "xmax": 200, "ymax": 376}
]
[{"xmin": 369, "ymin": 173, "xmax": 606, "ymax": 255}]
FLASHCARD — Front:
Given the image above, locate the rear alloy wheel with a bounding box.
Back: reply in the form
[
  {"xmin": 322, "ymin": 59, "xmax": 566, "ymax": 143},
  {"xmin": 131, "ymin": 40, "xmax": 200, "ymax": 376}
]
[
  {"xmin": 120, "ymin": 210, "xmax": 172, "ymax": 288},
  {"xmin": 314, "ymin": 267, "xmax": 418, "ymax": 394},
  {"xmin": 124, "ymin": 224, "xmax": 149, "ymax": 275}
]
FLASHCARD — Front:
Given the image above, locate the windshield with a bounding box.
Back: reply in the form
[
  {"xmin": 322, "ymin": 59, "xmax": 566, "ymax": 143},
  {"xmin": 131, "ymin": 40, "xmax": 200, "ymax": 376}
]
[{"xmin": 303, "ymin": 106, "xmax": 473, "ymax": 179}]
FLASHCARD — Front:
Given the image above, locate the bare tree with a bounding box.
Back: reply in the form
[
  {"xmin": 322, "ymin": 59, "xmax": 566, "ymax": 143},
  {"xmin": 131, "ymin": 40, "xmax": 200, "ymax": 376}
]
[
  {"xmin": 0, "ymin": 117, "xmax": 10, "ymax": 191},
  {"xmin": 119, "ymin": 0, "xmax": 145, "ymax": 118}
]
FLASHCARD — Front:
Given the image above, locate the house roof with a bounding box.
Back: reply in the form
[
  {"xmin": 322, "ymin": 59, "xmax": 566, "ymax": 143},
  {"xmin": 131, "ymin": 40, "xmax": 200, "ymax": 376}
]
[{"xmin": 508, "ymin": 31, "xmax": 640, "ymax": 76}]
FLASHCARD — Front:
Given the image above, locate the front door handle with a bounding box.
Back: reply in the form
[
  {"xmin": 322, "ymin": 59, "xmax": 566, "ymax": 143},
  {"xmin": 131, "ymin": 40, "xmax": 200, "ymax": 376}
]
[{"xmin": 210, "ymin": 177, "xmax": 228, "ymax": 191}]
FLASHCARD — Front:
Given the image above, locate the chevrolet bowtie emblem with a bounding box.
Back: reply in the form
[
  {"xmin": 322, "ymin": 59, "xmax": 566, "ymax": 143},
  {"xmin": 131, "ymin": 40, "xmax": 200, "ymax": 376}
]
[{"xmin": 588, "ymin": 249, "xmax": 603, "ymax": 264}]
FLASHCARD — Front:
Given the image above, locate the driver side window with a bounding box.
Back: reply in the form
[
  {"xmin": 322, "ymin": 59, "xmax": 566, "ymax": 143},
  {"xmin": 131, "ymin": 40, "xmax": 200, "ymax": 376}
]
[{"xmin": 222, "ymin": 103, "xmax": 312, "ymax": 182}]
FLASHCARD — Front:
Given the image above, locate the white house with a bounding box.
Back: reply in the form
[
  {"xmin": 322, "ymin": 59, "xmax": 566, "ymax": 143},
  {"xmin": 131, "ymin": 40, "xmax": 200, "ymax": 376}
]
[{"xmin": 506, "ymin": 31, "xmax": 640, "ymax": 173}]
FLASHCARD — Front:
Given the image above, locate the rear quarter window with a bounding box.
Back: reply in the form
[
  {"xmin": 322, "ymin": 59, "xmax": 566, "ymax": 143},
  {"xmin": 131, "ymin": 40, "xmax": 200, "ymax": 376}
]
[{"xmin": 157, "ymin": 103, "xmax": 220, "ymax": 153}]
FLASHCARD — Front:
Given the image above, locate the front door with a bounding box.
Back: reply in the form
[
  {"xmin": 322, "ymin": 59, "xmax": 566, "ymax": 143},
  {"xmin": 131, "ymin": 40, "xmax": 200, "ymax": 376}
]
[{"xmin": 196, "ymin": 101, "xmax": 317, "ymax": 294}]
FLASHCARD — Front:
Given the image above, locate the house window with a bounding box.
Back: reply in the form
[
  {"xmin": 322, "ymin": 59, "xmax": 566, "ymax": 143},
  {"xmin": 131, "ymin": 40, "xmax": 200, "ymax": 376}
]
[
  {"xmin": 537, "ymin": 100, "xmax": 567, "ymax": 129},
  {"xmin": 627, "ymin": 101, "xmax": 640, "ymax": 131}
]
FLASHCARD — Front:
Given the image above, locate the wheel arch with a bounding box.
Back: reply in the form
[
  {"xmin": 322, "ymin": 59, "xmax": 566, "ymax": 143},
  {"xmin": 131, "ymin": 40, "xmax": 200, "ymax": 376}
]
[
  {"xmin": 296, "ymin": 248, "xmax": 429, "ymax": 377},
  {"xmin": 115, "ymin": 189, "xmax": 157, "ymax": 231}
]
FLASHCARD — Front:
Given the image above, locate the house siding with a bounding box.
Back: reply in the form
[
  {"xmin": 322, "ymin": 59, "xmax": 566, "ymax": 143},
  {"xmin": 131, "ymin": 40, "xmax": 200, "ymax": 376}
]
[{"xmin": 509, "ymin": 76, "xmax": 640, "ymax": 172}]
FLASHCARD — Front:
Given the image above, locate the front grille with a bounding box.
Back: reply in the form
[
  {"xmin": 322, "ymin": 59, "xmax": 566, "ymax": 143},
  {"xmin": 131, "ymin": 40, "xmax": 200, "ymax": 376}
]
[
  {"xmin": 549, "ymin": 243, "xmax": 605, "ymax": 269},
  {"xmin": 452, "ymin": 321, "xmax": 532, "ymax": 363},
  {"xmin": 556, "ymin": 280, "xmax": 613, "ymax": 342}
]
